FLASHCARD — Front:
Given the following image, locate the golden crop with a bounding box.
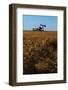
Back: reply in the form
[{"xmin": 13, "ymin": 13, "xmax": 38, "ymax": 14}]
[{"xmin": 23, "ymin": 31, "xmax": 57, "ymax": 74}]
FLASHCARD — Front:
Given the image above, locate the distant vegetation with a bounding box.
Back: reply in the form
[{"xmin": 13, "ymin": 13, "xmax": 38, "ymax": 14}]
[{"xmin": 23, "ymin": 31, "xmax": 57, "ymax": 74}]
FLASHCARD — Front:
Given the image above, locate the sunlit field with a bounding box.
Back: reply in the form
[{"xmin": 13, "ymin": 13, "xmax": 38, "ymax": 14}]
[{"xmin": 23, "ymin": 31, "xmax": 57, "ymax": 74}]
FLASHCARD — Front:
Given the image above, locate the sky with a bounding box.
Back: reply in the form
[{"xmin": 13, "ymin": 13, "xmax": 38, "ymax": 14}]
[{"xmin": 23, "ymin": 15, "xmax": 57, "ymax": 31}]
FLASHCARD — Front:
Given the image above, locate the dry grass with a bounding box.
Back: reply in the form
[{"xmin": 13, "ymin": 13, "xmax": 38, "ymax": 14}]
[{"xmin": 23, "ymin": 31, "xmax": 57, "ymax": 74}]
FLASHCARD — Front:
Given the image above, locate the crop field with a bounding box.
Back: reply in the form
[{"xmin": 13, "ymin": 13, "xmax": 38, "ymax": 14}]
[{"xmin": 23, "ymin": 31, "xmax": 57, "ymax": 74}]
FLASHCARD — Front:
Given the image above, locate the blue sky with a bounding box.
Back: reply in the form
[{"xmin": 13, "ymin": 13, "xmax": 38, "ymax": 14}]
[{"xmin": 23, "ymin": 15, "xmax": 57, "ymax": 31}]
